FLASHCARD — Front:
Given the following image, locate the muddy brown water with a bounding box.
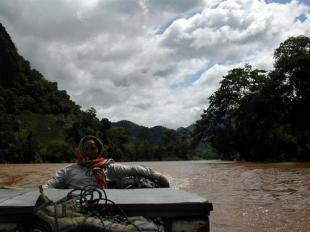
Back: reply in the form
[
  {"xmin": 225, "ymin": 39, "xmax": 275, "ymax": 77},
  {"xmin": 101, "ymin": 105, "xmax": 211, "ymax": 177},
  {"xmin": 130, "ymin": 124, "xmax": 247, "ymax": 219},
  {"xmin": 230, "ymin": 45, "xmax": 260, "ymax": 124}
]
[{"xmin": 0, "ymin": 161, "xmax": 309, "ymax": 232}]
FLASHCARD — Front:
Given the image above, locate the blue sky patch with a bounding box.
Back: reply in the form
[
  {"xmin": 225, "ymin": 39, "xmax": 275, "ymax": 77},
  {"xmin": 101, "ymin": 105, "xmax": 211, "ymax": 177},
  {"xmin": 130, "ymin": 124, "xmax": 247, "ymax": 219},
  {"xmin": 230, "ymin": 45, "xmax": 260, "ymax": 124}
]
[
  {"xmin": 266, "ymin": 0, "xmax": 290, "ymax": 3},
  {"xmin": 154, "ymin": 8, "xmax": 202, "ymax": 35},
  {"xmin": 170, "ymin": 62, "xmax": 214, "ymax": 90},
  {"xmin": 296, "ymin": 13, "xmax": 307, "ymax": 22},
  {"xmin": 266, "ymin": 0, "xmax": 310, "ymax": 5},
  {"xmin": 154, "ymin": 16, "xmax": 181, "ymax": 35}
]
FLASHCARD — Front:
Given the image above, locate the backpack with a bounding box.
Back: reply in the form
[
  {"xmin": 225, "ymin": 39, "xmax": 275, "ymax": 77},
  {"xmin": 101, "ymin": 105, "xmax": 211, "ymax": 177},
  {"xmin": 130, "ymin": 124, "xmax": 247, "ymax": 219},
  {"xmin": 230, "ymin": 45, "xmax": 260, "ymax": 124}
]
[
  {"xmin": 31, "ymin": 186, "xmax": 164, "ymax": 232},
  {"xmin": 113, "ymin": 176, "xmax": 160, "ymax": 189}
]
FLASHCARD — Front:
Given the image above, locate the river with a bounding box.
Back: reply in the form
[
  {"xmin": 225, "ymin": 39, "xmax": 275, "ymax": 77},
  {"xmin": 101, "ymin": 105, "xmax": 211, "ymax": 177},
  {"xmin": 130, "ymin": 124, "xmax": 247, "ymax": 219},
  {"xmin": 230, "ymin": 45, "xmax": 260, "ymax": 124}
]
[{"xmin": 0, "ymin": 161, "xmax": 309, "ymax": 232}]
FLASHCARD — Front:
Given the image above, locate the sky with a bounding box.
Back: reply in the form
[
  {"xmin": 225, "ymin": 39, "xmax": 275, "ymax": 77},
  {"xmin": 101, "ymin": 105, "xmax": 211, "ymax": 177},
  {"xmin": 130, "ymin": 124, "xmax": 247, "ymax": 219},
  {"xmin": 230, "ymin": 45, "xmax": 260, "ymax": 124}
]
[{"xmin": 0, "ymin": 0, "xmax": 309, "ymax": 129}]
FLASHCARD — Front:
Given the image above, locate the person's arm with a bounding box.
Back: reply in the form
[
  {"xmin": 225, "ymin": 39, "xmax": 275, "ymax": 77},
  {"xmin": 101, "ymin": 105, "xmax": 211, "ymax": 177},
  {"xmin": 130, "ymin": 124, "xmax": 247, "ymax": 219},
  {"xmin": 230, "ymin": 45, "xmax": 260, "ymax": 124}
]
[
  {"xmin": 106, "ymin": 163, "xmax": 170, "ymax": 188},
  {"xmin": 43, "ymin": 167, "xmax": 68, "ymax": 189}
]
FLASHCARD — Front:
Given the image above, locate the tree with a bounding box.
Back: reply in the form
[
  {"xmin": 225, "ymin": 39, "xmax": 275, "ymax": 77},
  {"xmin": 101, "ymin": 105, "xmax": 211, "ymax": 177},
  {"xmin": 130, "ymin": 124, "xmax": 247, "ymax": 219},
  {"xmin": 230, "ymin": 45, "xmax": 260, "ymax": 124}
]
[
  {"xmin": 272, "ymin": 35, "xmax": 310, "ymax": 160},
  {"xmin": 99, "ymin": 118, "xmax": 111, "ymax": 142},
  {"xmin": 193, "ymin": 36, "xmax": 310, "ymax": 161},
  {"xmin": 39, "ymin": 140, "xmax": 75, "ymax": 163},
  {"xmin": 107, "ymin": 128, "xmax": 129, "ymax": 160},
  {"xmin": 193, "ymin": 65, "xmax": 268, "ymax": 160}
]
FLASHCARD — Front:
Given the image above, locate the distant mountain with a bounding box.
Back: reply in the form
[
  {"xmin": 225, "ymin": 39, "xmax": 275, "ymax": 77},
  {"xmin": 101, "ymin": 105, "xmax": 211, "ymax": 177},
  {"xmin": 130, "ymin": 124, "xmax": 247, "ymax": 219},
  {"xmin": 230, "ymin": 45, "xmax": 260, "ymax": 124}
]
[
  {"xmin": 185, "ymin": 124, "xmax": 196, "ymax": 133},
  {"xmin": 111, "ymin": 120, "xmax": 197, "ymax": 147},
  {"xmin": 112, "ymin": 120, "xmax": 180, "ymax": 145},
  {"xmin": 112, "ymin": 120, "xmax": 146, "ymax": 138}
]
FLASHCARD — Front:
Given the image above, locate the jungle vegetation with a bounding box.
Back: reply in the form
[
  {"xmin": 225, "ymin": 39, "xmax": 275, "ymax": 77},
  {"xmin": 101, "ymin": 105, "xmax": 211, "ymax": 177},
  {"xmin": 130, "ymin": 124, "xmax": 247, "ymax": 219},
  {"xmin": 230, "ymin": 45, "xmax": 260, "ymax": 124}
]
[
  {"xmin": 0, "ymin": 23, "xmax": 202, "ymax": 163},
  {"xmin": 0, "ymin": 22, "xmax": 309, "ymax": 162},
  {"xmin": 193, "ymin": 35, "xmax": 310, "ymax": 161}
]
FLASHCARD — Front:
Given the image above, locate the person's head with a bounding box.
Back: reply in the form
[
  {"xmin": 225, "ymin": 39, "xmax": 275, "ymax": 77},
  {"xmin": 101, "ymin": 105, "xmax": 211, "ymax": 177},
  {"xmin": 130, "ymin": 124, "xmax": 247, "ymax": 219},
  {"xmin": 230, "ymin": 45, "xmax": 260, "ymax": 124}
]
[
  {"xmin": 78, "ymin": 135, "xmax": 106, "ymax": 160},
  {"xmin": 83, "ymin": 139, "xmax": 99, "ymax": 160}
]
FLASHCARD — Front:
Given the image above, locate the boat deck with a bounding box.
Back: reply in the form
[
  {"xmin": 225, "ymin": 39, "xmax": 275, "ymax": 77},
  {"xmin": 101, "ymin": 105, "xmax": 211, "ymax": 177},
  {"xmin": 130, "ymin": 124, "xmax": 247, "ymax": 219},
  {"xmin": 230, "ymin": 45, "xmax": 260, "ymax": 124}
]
[{"xmin": 0, "ymin": 188, "xmax": 213, "ymax": 232}]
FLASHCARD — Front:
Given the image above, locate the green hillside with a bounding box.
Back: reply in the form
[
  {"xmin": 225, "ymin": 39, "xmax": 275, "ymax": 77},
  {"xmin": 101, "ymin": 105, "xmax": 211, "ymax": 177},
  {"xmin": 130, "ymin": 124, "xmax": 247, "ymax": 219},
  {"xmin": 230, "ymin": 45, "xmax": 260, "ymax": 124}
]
[
  {"xmin": 111, "ymin": 120, "xmax": 218, "ymax": 160},
  {"xmin": 112, "ymin": 120, "xmax": 171, "ymax": 145},
  {"xmin": 0, "ymin": 23, "xmax": 106, "ymax": 163},
  {"xmin": 0, "ymin": 23, "xmax": 107, "ymax": 163},
  {"xmin": 0, "ymin": 22, "xmax": 206, "ymax": 162}
]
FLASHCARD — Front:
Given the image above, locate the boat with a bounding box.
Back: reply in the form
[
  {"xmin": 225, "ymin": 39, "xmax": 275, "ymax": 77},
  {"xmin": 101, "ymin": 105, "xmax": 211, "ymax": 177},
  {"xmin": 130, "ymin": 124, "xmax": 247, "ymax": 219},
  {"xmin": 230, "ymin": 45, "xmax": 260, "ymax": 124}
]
[{"xmin": 0, "ymin": 188, "xmax": 213, "ymax": 232}]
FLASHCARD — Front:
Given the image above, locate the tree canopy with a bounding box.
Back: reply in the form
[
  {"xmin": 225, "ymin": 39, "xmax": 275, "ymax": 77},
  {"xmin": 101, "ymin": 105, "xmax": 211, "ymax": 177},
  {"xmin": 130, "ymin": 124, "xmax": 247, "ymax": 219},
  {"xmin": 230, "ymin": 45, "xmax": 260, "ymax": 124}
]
[{"xmin": 193, "ymin": 35, "xmax": 310, "ymax": 161}]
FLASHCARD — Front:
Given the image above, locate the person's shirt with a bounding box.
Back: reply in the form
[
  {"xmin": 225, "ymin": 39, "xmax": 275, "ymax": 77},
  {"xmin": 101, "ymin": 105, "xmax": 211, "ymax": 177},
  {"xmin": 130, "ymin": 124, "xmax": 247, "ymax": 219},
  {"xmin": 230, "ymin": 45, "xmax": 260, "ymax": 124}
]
[{"xmin": 43, "ymin": 163, "xmax": 162, "ymax": 189}]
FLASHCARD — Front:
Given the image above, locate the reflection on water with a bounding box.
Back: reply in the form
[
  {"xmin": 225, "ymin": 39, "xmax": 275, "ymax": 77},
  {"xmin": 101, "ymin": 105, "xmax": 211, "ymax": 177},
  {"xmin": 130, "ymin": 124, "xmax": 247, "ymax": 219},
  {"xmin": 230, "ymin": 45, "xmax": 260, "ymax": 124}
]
[{"xmin": 1, "ymin": 161, "xmax": 309, "ymax": 232}]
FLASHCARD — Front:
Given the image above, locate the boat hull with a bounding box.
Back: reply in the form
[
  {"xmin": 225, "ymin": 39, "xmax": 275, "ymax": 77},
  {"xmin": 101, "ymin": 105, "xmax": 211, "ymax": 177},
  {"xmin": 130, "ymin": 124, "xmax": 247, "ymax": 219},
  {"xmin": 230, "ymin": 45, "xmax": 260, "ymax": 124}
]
[{"xmin": 0, "ymin": 188, "xmax": 213, "ymax": 232}]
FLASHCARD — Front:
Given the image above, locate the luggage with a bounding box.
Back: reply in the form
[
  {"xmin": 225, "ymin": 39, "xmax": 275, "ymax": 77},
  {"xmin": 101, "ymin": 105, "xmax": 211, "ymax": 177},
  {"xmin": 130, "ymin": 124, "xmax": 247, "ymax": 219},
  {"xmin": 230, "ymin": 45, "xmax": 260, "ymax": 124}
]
[{"xmin": 31, "ymin": 186, "xmax": 164, "ymax": 232}]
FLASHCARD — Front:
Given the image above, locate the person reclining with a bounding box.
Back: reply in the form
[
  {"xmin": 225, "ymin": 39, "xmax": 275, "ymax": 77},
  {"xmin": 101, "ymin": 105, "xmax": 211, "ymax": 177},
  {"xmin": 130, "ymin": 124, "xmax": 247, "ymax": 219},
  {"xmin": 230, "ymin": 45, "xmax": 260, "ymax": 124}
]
[{"xmin": 44, "ymin": 135, "xmax": 170, "ymax": 189}]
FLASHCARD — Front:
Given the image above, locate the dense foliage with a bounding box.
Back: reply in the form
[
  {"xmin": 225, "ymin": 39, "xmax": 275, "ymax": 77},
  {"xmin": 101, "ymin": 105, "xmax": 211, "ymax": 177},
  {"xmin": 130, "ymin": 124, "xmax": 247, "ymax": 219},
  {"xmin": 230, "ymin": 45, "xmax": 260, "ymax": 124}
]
[
  {"xmin": 193, "ymin": 36, "xmax": 310, "ymax": 161},
  {"xmin": 0, "ymin": 23, "xmax": 208, "ymax": 163},
  {"xmin": 0, "ymin": 22, "xmax": 83, "ymax": 163},
  {"xmin": 3, "ymin": 21, "xmax": 307, "ymax": 163}
]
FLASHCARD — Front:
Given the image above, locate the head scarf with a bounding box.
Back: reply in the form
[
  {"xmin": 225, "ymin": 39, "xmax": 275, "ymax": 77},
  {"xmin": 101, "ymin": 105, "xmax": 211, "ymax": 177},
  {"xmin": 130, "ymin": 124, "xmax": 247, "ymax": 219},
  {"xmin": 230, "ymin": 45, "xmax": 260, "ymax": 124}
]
[{"xmin": 76, "ymin": 135, "xmax": 109, "ymax": 188}]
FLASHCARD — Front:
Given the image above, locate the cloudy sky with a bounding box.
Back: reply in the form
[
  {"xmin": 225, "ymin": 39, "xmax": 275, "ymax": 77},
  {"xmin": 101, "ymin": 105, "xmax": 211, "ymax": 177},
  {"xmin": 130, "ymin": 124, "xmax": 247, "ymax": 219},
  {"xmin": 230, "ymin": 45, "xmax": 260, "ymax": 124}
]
[{"xmin": 0, "ymin": 0, "xmax": 309, "ymax": 129}]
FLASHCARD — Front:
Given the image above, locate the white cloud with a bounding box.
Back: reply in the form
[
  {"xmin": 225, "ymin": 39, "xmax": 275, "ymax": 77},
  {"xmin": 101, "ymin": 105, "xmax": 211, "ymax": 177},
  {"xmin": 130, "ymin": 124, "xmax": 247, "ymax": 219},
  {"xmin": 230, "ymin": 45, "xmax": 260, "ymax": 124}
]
[{"xmin": 0, "ymin": 0, "xmax": 309, "ymax": 129}]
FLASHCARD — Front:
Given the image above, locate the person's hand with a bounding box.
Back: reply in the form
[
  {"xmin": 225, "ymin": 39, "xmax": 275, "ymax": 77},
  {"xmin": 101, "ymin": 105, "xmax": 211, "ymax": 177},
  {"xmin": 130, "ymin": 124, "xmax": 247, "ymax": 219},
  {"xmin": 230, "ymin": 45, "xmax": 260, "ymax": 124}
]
[{"xmin": 158, "ymin": 175, "xmax": 170, "ymax": 188}]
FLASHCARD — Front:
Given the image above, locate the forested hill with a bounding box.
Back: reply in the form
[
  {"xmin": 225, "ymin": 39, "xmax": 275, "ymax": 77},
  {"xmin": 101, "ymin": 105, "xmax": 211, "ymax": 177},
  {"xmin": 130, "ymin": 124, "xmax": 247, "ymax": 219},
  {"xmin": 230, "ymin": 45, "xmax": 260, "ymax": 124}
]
[
  {"xmin": 0, "ymin": 22, "xmax": 85, "ymax": 163},
  {"xmin": 112, "ymin": 120, "xmax": 192, "ymax": 145},
  {"xmin": 0, "ymin": 24, "xmax": 81, "ymax": 116},
  {"xmin": 0, "ymin": 23, "xmax": 205, "ymax": 163}
]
